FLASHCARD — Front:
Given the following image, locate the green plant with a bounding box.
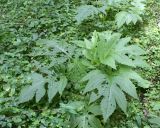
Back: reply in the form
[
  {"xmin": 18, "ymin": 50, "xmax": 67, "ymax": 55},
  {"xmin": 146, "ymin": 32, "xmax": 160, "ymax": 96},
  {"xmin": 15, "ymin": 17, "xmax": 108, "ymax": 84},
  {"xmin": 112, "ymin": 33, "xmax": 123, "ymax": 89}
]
[
  {"xmin": 76, "ymin": 31, "xmax": 150, "ymax": 121},
  {"xmin": 1, "ymin": 0, "xmax": 159, "ymax": 127},
  {"xmin": 75, "ymin": 0, "xmax": 146, "ymax": 27}
]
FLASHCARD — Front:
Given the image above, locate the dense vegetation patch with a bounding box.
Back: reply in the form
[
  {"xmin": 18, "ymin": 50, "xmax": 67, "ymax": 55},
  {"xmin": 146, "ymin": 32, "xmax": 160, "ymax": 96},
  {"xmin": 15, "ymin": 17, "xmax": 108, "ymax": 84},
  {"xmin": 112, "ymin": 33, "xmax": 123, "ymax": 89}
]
[{"xmin": 0, "ymin": 0, "xmax": 160, "ymax": 128}]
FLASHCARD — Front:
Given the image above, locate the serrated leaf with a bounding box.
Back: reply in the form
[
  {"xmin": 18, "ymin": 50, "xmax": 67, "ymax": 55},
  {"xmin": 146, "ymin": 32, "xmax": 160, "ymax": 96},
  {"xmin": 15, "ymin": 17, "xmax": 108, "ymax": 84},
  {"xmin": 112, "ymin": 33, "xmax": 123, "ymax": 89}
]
[
  {"xmin": 48, "ymin": 76, "xmax": 67, "ymax": 103},
  {"xmin": 58, "ymin": 76, "xmax": 67, "ymax": 95},
  {"xmin": 115, "ymin": 11, "xmax": 128, "ymax": 28},
  {"xmin": 115, "ymin": 77, "xmax": 138, "ymax": 99},
  {"xmin": 80, "ymin": 31, "xmax": 147, "ymax": 69},
  {"xmin": 19, "ymin": 73, "xmax": 45, "ymax": 103},
  {"xmin": 88, "ymin": 115, "xmax": 103, "ymax": 128},
  {"xmin": 60, "ymin": 101, "xmax": 84, "ymax": 114},
  {"xmin": 77, "ymin": 115, "xmax": 89, "ymax": 128},
  {"xmin": 149, "ymin": 117, "xmax": 160, "ymax": 126},
  {"xmin": 118, "ymin": 67, "xmax": 150, "ymax": 88},
  {"xmin": 88, "ymin": 104, "xmax": 102, "ymax": 116},
  {"xmin": 115, "ymin": 11, "xmax": 143, "ymax": 28},
  {"xmin": 75, "ymin": 5, "xmax": 99, "ymax": 24},
  {"xmin": 39, "ymin": 39, "xmax": 68, "ymax": 55},
  {"xmin": 115, "ymin": 54, "xmax": 135, "ymax": 67},
  {"xmin": 71, "ymin": 114, "xmax": 102, "ymax": 128},
  {"xmin": 101, "ymin": 55, "xmax": 116, "ymax": 69},
  {"xmin": 89, "ymin": 92, "xmax": 101, "ymax": 103},
  {"xmin": 116, "ymin": 37, "xmax": 131, "ymax": 50},
  {"xmin": 112, "ymin": 85, "xmax": 127, "ymax": 113},
  {"xmin": 82, "ymin": 70, "xmax": 106, "ymax": 93},
  {"xmin": 101, "ymin": 86, "xmax": 116, "ymax": 121},
  {"xmin": 48, "ymin": 81, "xmax": 58, "ymax": 103}
]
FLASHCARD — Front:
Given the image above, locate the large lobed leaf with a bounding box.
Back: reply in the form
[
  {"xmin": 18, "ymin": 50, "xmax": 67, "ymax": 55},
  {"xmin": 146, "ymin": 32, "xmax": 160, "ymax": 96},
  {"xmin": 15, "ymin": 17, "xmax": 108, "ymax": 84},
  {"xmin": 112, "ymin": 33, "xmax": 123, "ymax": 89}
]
[
  {"xmin": 19, "ymin": 73, "xmax": 67, "ymax": 103},
  {"xmin": 19, "ymin": 73, "xmax": 46, "ymax": 103}
]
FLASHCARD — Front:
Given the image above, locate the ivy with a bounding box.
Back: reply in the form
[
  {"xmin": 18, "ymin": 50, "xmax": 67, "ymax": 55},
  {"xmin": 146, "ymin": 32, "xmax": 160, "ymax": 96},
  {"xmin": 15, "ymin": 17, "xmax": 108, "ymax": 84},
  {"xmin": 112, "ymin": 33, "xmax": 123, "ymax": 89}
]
[{"xmin": 1, "ymin": 0, "xmax": 158, "ymax": 127}]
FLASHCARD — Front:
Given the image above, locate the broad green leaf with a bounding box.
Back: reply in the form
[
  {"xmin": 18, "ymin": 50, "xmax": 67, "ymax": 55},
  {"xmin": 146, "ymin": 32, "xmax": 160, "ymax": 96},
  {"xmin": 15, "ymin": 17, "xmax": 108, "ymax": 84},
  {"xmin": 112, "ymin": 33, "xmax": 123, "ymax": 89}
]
[
  {"xmin": 48, "ymin": 76, "xmax": 67, "ymax": 102},
  {"xmin": 82, "ymin": 70, "xmax": 106, "ymax": 93},
  {"xmin": 101, "ymin": 55, "xmax": 116, "ymax": 69},
  {"xmin": 48, "ymin": 80, "xmax": 58, "ymax": 103},
  {"xmin": 75, "ymin": 5, "xmax": 99, "ymax": 24},
  {"xmin": 19, "ymin": 73, "xmax": 45, "ymax": 103},
  {"xmin": 39, "ymin": 39, "xmax": 68, "ymax": 55},
  {"xmin": 115, "ymin": 54, "xmax": 135, "ymax": 67},
  {"xmin": 100, "ymin": 86, "xmax": 116, "ymax": 121},
  {"xmin": 60, "ymin": 101, "xmax": 84, "ymax": 114},
  {"xmin": 133, "ymin": 56, "xmax": 150, "ymax": 68},
  {"xmin": 115, "ymin": 77, "xmax": 138, "ymax": 99},
  {"xmin": 77, "ymin": 115, "xmax": 89, "ymax": 128},
  {"xmin": 115, "ymin": 11, "xmax": 128, "ymax": 28},
  {"xmin": 19, "ymin": 86, "xmax": 35, "ymax": 103},
  {"xmin": 111, "ymin": 85, "xmax": 127, "ymax": 113},
  {"xmin": 149, "ymin": 117, "xmax": 160, "ymax": 126},
  {"xmin": 58, "ymin": 76, "xmax": 67, "ymax": 95},
  {"xmin": 88, "ymin": 104, "xmax": 102, "ymax": 116},
  {"xmin": 115, "ymin": 11, "xmax": 143, "ymax": 28},
  {"xmin": 89, "ymin": 92, "xmax": 101, "ymax": 103},
  {"xmin": 118, "ymin": 67, "xmax": 150, "ymax": 88},
  {"xmin": 116, "ymin": 37, "xmax": 131, "ymax": 50},
  {"xmin": 71, "ymin": 114, "xmax": 102, "ymax": 128},
  {"xmin": 88, "ymin": 115, "xmax": 103, "ymax": 128}
]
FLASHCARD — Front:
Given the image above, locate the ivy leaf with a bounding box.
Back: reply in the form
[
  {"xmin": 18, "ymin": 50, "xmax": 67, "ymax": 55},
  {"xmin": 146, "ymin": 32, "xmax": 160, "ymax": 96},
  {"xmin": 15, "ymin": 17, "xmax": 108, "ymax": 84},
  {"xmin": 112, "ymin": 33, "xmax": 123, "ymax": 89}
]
[{"xmin": 19, "ymin": 73, "xmax": 45, "ymax": 103}]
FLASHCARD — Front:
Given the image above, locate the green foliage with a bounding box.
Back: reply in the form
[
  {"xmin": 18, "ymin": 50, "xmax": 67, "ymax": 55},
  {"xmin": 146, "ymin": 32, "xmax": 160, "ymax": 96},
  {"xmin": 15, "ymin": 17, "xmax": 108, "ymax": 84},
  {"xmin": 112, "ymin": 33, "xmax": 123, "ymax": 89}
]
[
  {"xmin": 0, "ymin": 0, "xmax": 159, "ymax": 127},
  {"xmin": 19, "ymin": 72, "xmax": 67, "ymax": 103},
  {"xmin": 19, "ymin": 73, "xmax": 46, "ymax": 103},
  {"xmin": 75, "ymin": 0, "xmax": 146, "ymax": 27},
  {"xmin": 116, "ymin": 0, "xmax": 146, "ymax": 27},
  {"xmin": 79, "ymin": 31, "xmax": 150, "ymax": 121}
]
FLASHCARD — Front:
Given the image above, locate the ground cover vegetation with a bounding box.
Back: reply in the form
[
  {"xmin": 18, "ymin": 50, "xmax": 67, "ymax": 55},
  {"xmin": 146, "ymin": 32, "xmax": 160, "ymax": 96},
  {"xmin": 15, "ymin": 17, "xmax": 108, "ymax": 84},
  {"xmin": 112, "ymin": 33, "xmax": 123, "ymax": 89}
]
[{"xmin": 0, "ymin": 0, "xmax": 160, "ymax": 127}]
